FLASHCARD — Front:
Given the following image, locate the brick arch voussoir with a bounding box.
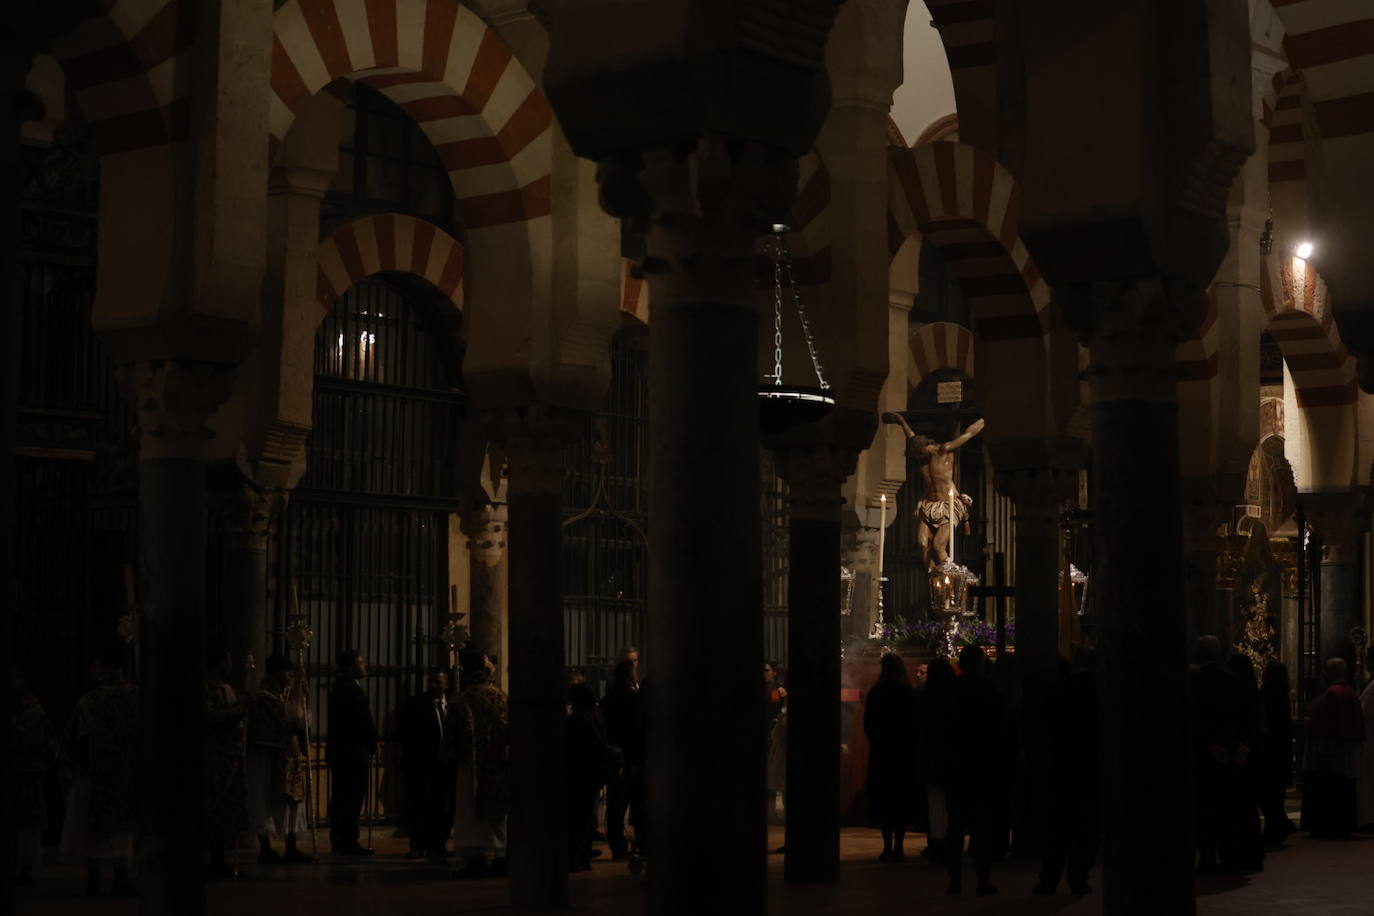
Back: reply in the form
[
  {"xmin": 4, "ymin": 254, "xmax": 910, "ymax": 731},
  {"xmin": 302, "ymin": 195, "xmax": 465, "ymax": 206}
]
[
  {"xmin": 888, "ymin": 141, "xmax": 1049, "ymax": 344},
  {"xmin": 315, "ymin": 214, "xmax": 465, "ymax": 319},
  {"xmin": 271, "ymin": 0, "xmax": 553, "ymax": 229}
]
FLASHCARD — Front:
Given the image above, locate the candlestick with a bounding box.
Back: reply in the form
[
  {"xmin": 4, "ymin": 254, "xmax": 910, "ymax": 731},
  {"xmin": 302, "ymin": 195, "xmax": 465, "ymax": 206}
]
[
  {"xmin": 877, "ymin": 494, "xmax": 887, "ymax": 581},
  {"xmin": 948, "ymin": 487, "xmax": 956, "ymax": 568}
]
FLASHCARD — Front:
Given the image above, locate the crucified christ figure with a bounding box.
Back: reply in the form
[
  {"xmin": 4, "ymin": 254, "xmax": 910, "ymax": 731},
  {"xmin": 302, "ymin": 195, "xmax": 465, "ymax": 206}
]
[{"xmin": 883, "ymin": 413, "xmax": 985, "ymax": 572}]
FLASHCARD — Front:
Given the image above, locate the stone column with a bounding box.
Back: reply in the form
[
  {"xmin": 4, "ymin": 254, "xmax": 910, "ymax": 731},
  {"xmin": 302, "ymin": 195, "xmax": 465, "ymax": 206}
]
[
  {"xmin": 485, "ymin": 409, "xmax": 578, "ymax": 912},
  {"xmin": 1181, "ymin": 484, "xmax": 1227, "ymax": 648},
  {"xmin": 774, "ymin": 445, "xmax": 856, "ymax": 883},
  {"xmin": 1063, "ymin": 279, "xmax": 1199, "ymax": 912},
  {"xmin": 998, "ymin": 468, "xmax": 1075, "ymax": 677},
  {"xmin": 1271, "ymin": 540, "xmax": 1301, "ymax": 670},
  {"xmin": 464, "ymin": 502, "xmax": 508, "ymax": 676},
  {"xmin": 840, "ymin": 520, "xmax": 880, "ymax": 643},
  {"xmin": 2, "ymin": 42, "xmax": 40, "ymax": 902},
  {"xmin": 121, "ymin": 360, "xmax": 234, "ymax": 916},
  {"xmin": 1307, "ymin": 497, "xmax": 1365, "ymax": 672},
  {"xmin": 210, "ymin": 472, "xmax": 281, "ymax": 692},
  {"xmin": 599, "ymin": 139, "xmax": 797, "ymax": 916}
]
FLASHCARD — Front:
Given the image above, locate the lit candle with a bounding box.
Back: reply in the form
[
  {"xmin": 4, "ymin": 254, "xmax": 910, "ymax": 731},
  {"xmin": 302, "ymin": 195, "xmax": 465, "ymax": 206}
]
[
  {"xmin": 948, "ymin": 487, "xmax": 956, "ymax": 567},
  {"xmin": 877, "ymin": 494, "xmax": 887, "ymax": 581}
]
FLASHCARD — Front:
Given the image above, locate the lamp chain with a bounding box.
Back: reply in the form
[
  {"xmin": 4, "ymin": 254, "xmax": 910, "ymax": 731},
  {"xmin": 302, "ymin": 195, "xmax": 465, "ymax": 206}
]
[
  {"xmin": 777, "ymin": 232, "xmax": 829, "ymax": 390},
  {"xmin": 771, "ymin": 233, "xmax": 785, "ymax": 386}
]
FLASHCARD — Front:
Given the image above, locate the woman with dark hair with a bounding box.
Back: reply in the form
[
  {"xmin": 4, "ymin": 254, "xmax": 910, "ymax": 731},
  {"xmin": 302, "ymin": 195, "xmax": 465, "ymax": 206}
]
[
  {"xmin": 1258, "ymin": 661, "xmax": 1297, "ymax": 842},
  {"xmin": 917, "ymin": 656, "xmax": 957, "ymax": 863},
  {"xmin": 864, "ymin": 653, "xmax": 918, "ymax": 861},
  {"xmin": 567, "ymin": 681, "xmax": 619, "ymax": 871},
  {"xmin": 1224, "ymin": 654, "xmax": 1265, "ymax": 871}
]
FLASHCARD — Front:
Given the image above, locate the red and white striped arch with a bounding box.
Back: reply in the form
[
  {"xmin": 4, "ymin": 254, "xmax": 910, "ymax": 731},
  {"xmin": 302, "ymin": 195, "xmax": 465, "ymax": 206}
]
[
  {"xmin": 1176, "ymin": 290, "xmax": 1220, "ymax": 383},
  {"xmin": 620, "ymin": 261, "xmax": 648, "ymax": 323},
  {"xmin": 908, "ymin": 321, "xmax": 975, "ymax": 392},
  {"xmin": 887, "ymin": 141, "xmax": 1050, "ymax": 342},
  {"xmin": 316, "ymin": 213, "xmax": 465, "ymax": 313},
  {"xmin": 49, "ymin": 0, "xmax": 194, "ymax": 154},
  {"xmin": 1261, "ymin": 253, "xmax": 1356, "ymax": 407},
  {"xmin": 271, "ymin": 0, "xmax": 552, "ymax": 230},
  {"xmin": 1266, "ymin": 73, "xmax": 1309, "ymax": 186}
]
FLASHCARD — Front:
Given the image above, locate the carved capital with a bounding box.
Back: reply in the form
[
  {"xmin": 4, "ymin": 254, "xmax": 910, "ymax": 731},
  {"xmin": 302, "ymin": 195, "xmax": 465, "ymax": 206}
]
[
  {"xmin": 118, "ymin": 360, "xmax": 235, "ymax": 460},
  {"xmin": 1058, "ymin": 276, "xmax": 1208, "ymax": 403},
  {"xmin": 842, "ymin": 524, "xmax": 881, "ymax": 572},
  {"xmin": 773, "ymin": 445, "xmax": 858, "ymax": 522},
  {"xmin": 1306, "ymin": 498, "xmax": 1366, "ymax": 566},
  {"xmin": 213, "ymin": 476, "xmax": 285, "ymax": 551},
  {"xmin": 600, "ymin": 139, "xmax": 799, "ymax": 308},
  {"xmin": 997, "ymin": 468, "xmax": 1076, "ymax": 540},
  {"xmin": 482, "ymin": 405, "xmax": 585, "ymax": 496},
  {"xmin": 1270, "ymin": 540, "xmax": 1300, "ymax": 592},
  {"xmin": 463, "ymin": 503, "xmax": 508, "ymax": 568}
]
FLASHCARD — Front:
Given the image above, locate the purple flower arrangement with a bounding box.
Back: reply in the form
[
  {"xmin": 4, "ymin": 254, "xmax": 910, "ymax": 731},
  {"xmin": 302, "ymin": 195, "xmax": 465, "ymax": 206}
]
[{"xmin": 875, "ymin": 616, "xmax": 1015, "ymax": 650}]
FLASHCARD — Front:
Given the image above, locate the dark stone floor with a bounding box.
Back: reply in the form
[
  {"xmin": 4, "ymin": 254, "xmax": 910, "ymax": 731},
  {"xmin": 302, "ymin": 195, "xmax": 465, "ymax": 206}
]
[{"xmin": 17, "ymin": 806, "xmax": 1373, "ymax": 915}]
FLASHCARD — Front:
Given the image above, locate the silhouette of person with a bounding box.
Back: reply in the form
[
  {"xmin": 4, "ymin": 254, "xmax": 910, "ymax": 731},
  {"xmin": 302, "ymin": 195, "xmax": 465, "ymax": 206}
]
[
  {"xmin": 1033, "ymin": 647, "xmax": 1099, "ymax": 895},
  {"xmin": 944, "ymin": 645, "xmax": 1004, "ymax": 896},
  {"xmin": 864, "ymin": 653, "xmax": 918, "ymax": 861}
]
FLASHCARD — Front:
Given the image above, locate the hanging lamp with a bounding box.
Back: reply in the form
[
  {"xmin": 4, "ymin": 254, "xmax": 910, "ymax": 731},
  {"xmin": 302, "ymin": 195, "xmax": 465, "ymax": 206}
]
[{"xmin": 758, "ymin": 223, "xmax": 835, "ymax": 434}]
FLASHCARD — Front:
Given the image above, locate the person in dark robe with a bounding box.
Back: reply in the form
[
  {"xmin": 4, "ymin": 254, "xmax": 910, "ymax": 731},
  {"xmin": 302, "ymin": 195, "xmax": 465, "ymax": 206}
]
[
  {"xmin": 1190, "ymin": 635, "xmax": 1247, "ymax": 874},
  {"xmin": 1225, "ymin": 653, "xmax": 1266, "ymax": 871},
  {"xmin": 327, "ymin": 649, "xmax": 378, "ymax": 855},
  {"xmin": 402, "ymin": 670, "xmax": 453, "ymax": 862},
  {"xmin": 567, "ymin": 681, "xmax": 619, "ymax": 871},
  {"xmin": 204, "ymin": 648, "xmax": 246, "ymax": 877},
  {"xmin": 1033, "ymin": 647, "xmax": 1100, "ymax": 895},
  {"xmin": 863, "ymin": 652, "xmax": 918, "ymax": 861},
  {"xmin": 945, "ymin": 645, "xmax": 1005, "ymax": 896},
  {"xmin": 917, "ymin": 657, "xmax": 957, "ymax": 864},
  {"xmin": 1300, "ymin": 657, "xmax": 1366, "ymax": 838},
  {"xmin": 600, "ymin": 659, "xmax": 643, "ymax": 860},
  {"xmin": 60, "ymin": 643, "xmax": 138, "ymax": 897},
  {"xmin": 1257, "ymin": 661, "xmax": 1297, "ymax": 842},
  {"xmin": 12, "ymin": 670, "xmax": 58, "ymax": 886}
]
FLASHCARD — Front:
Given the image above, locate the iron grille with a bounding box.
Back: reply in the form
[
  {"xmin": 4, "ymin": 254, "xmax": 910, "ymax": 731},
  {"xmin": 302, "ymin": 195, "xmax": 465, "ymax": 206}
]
[
  {"xmin": 562, "ymin": 328, "xmax": 649, "ymax": 690},
  {"xmin": 270, "ymin": 277, "xmax": 463, "ymax": 821},
  {"xmin": 761, "ymin": 451, "xmax": 790, "ymax": 666}
]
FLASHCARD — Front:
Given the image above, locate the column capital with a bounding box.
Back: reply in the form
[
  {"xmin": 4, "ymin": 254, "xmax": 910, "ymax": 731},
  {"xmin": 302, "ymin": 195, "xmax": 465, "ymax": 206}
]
[
  {"xmin": 482, "ymin": 405, "xmax": 584, "ymax": 496},
  {"xmin": 118, "ymin": 360, "xmax": 235, "ymax": 461},
  {"xmin": 841, "ymin": 524, "xmax": 880, "ymax": 572},
  {"xmin": 996, "ymin": 467, "xmax": 1076, "ymax": 538},
  {"xmin": 773, "ymin": 444, "xmax": 858, "ymax": 522},
  {"xmin": 1058, "ymin": 276, "xmax": 1208, "ymax": 403},
  {"xmin": 600, "ymin": 139, "xmax": 799, "ymax": 308},
  {"xmin": 210, "ymin": 473, "xmax": 285, "ymax": 552},
  {"xmin": 1303, "ymin": 491, "xmax": 1368, "ymax": 564},
  {"xmin": 463, "ymin": 502, "xmax": 509, "ymax": 568}
]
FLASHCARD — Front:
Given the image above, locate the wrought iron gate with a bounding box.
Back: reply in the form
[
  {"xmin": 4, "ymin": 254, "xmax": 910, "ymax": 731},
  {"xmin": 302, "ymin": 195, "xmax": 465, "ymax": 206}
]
[
  {"xmin": 268, "ymin": 276, "xmax": 464, "ymax": 819},
  {"xmin": 562, "ymin": 328, "xmax": 649, "ymax": 689}
]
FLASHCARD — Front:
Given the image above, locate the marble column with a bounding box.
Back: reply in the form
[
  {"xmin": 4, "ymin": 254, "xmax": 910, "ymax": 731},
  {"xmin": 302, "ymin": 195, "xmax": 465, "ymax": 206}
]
[
  {"xmin": 486, "ymin": 410, "xmax": 577, "ymax": 912},
  {"xmin": 998, "ymin": 468, "xmax": 1075, "ymax": 677},
  {"xmin": 1064, "ymin": 279, "xmax": 1199, "ymax": 912},
  {"xmin": 840, "ymin": 521, "xmax": 880, "ymax": 644},
  {"xmin": 122, "ymin": 360, "xmax": 234, "ymax": 916},
  {"xmin": 1271, "ymin": 540, "xmax": 1301, "ymax": 670},
  {"xmin": 600, "ymin": 139, "xmax": 797, "ymax": 916},
  {"xmin": 1, "ymin": 45, "xmax": 39, "ymax": 900},
  {"xmin": 1307, "ymin": 498, "xmax": 1365, "ymax": 672},
  {"xmin": 1182, "ymin": 485, "xmax": 1227, "ymax": 648},
  {"xmin": 774, "ymin": 445, "xmax": 856, "ymax": 884},
  {"xmin": 211, "ymin": 472, "xmax": 281, "ymax": 692},
  {"xmin": 464, "ymin": 503, "xmax": 508, "ymax": 676}
]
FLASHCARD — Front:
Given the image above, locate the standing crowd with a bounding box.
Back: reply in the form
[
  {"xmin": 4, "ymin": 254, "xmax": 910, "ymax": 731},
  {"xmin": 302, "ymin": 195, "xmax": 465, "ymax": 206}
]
[
  {"xmin": 10, "ymin": 641, "xmax": 649, "ymax": 896},
  {"xmin": 853, "ymin": 636, "xmax": 1374, "ymax": 897}
]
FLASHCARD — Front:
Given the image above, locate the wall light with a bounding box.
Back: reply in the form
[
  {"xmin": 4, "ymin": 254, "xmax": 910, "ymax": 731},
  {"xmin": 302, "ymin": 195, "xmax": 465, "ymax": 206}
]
[{"xmin": 1296, "ymin": 241, "xmax": 1314, "ymax": 260}]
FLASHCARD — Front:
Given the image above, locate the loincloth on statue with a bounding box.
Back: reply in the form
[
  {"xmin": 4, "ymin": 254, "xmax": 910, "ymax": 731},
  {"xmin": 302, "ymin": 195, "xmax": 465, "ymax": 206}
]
[{"xmin": 917, "ymin": 494, "xmax": 971, "ymax": 528}]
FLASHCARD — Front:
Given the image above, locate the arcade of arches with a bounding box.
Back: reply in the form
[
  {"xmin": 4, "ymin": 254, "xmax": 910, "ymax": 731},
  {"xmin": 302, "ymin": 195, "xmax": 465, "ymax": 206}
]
[{"xmin": 5, "ymin": 2, "xmax": 1374, "ymax": 915}]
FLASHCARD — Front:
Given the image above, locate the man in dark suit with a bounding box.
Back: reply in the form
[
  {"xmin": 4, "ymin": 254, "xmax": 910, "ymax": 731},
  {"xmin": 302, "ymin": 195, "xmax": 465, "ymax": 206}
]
[
  {"xmin": 327, "ymin": 648, "xmax": 378, "ymax": 855},
  {"xmin": 402, "ymin": 670, "xmax": 453, "ymax": 861}
]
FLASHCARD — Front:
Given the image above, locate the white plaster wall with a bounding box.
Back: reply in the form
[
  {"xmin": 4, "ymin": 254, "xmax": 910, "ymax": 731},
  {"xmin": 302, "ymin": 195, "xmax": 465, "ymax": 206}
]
[{"xmin": 889, "ymin": 7, "xmax": 957, "ymax": 145}]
